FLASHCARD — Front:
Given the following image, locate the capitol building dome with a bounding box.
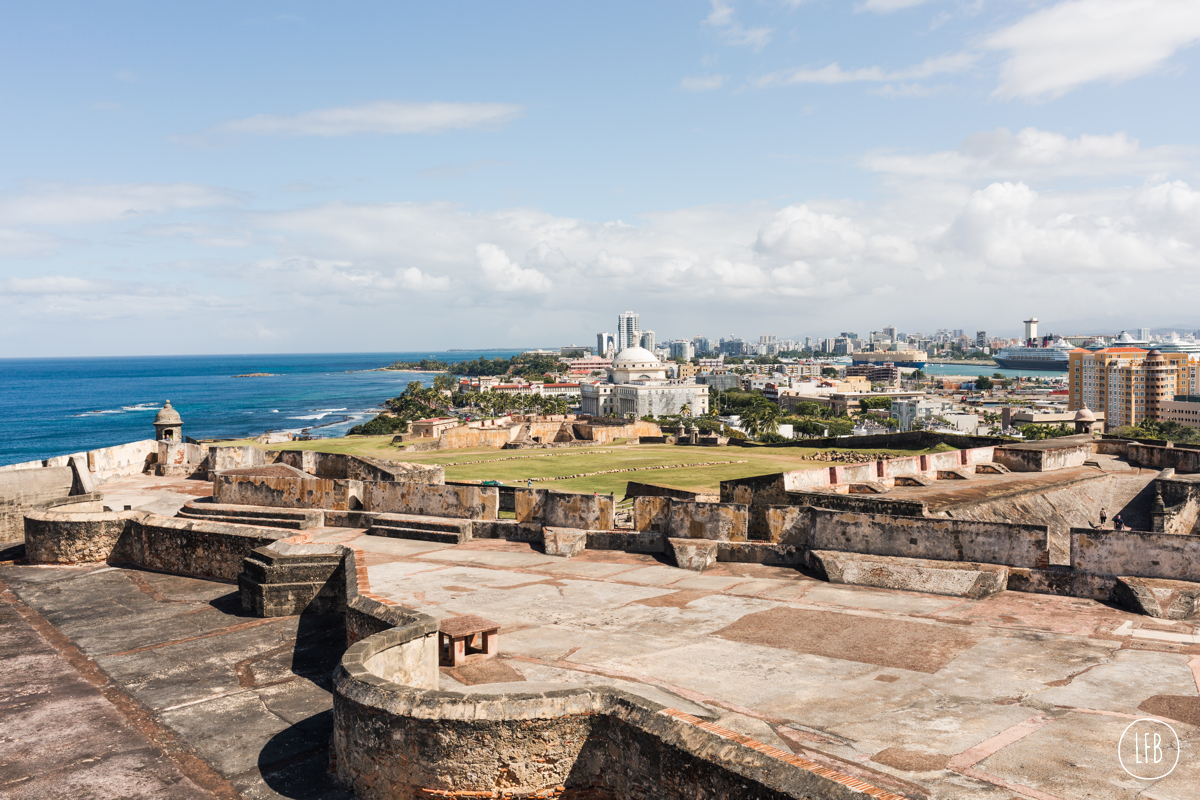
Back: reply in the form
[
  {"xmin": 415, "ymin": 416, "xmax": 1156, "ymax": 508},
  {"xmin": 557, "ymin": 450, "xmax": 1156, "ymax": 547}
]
[{"xmin": 608, "ymin": 346, "xmax": 667, "ymax": 383}]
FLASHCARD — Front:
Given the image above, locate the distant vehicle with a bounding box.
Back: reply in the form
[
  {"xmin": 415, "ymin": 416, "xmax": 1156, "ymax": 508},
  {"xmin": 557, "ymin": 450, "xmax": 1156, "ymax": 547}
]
[{"xmin": 481, "ymin": 480, "xmax": 503, "ymax": 486}]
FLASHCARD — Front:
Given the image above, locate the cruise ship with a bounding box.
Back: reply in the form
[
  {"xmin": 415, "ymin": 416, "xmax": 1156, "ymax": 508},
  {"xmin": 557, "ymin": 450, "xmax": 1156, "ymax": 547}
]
[{"xmin": 992, "ymin": 338, "xmax": 1074, "ymax": 371}]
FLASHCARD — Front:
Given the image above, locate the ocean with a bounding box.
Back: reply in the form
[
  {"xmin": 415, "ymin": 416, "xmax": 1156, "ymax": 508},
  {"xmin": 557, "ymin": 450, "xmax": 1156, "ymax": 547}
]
[{"xmin": 0, "ymin": 351, "xmax": 521, "ymax": 467}]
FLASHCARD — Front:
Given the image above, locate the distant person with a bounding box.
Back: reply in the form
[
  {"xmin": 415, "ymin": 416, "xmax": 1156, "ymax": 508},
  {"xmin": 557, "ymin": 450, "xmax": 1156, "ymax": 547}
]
[
  {"xmin": 1113, "ymin": 513, "xmax": 1124, "ymax": 531},
  {"xmin": 1100, "ymin": 507, "xmax": 1107, "ymax": 526},
  {"xmin": 527, "ymin": 479, "xmax": 532, "ymax": 488}
]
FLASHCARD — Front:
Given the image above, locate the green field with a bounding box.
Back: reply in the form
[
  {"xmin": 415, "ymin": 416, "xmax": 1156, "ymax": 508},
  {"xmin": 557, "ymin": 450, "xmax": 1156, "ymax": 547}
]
[{"xmin": 213, "ymin": 436, "xmax": 936, "ymax": 496}]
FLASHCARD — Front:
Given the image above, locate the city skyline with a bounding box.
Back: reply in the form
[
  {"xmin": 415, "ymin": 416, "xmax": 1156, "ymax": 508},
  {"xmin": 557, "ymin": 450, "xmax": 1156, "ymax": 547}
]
[{"xmin": 3, "ymin": 1, "xmax": 1200, "ymax": 357}]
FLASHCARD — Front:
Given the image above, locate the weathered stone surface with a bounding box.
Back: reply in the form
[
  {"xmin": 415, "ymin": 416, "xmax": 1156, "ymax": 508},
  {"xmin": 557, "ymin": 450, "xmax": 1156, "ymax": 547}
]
[
  {"xmin": 667, "ymin": 500, "xmax": 749, "ymax": 542},
  {"xmin": 215, "ymin": 467, "xmax": 363, "ymax": 512},
  {"xmin": 24, "ymin": 509, "xmax": 136, "ymax": 563},
  {"xmin": 993, "ymin": 437, "xmax": 1093, "ymax": 472},
  {"xmin": 543, "ymin": 527, "xmax": 588, "ymax": 558},
  {"xmin": 1072, "ymin": 527, "xmax": 1200, "ymax": 582},
  {"xmin": 1112, "ymin": 575, "xmax": 1200, "ymax": 619},
  {"xmin": 367, "ymin": 512, "xmax": 472, "ymax": 544},
  {"xmin": 239, "ymin": 542, "xmax": 345, "ymax": 616},
  {"xmin": 808, "ymin": 549, "xmax": 1009, "ymax": 599},
  {"xmin": 585, "ymin": 530, "xmax": 666, "ymax": 553},
  {"xmin": 176, "ymin": 499, "xmax": 323, "ymax": 529},
  {"xmin": 363, "ymin": 481, "xmax": 497, "ymax": 520},
  {"xmin": 633, "ymin": 495, "xmax": 670, "ymax": 532},
  {"xmin": 667, "ymin": 537, "xmax": 717, "ymax": 571}
]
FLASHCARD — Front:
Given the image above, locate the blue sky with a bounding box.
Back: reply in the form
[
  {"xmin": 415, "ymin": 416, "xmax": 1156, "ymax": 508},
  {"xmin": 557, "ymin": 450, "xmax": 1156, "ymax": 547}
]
[{"xmin": 3, "ymin": 0, "xmax": 1200, "ymax": 355}]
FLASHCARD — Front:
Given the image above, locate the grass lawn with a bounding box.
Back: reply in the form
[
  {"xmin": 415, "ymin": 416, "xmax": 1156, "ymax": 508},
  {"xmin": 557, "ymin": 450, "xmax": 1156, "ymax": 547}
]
[{"xmin": 211, "ymin": 436, "xmax": 936, "ymax": 496}]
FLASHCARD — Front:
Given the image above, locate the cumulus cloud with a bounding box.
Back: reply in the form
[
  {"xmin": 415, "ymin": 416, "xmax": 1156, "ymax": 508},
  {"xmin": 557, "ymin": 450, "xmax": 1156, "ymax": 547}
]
[
  {"xmin": 754, "ymin": 52, "xmax": 976, "ymax": 87},
  {"xmin": 862, "ymin": 127, "xmax": 1187, "ymax": 179},
  {"xmin": 10, "ymin": 124, "xmax": 1200, "ymax": 352},
  {"xmin": 213, "ymin": 101, "xmax": 525, "ymax": 137},
  {"xmin": 706, "ymin": 0, "xmax": 773, "ymax": 50},
  {"xmin": 476, "ymin": 243, "xmax": 552, "ymax": 294},
  {"xmin": 987, "ymin": 0, "xmax": 1200, "ymax": 100},
  {"xmin": 680, "ymin": 74, "xmax": 729, "ymax": 92}
]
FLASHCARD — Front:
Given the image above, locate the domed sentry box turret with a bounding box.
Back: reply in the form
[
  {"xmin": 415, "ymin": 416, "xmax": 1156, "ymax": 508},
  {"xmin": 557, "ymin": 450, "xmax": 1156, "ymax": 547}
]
[{"xmin": 153, "ymin": 400, "xmax": 183, "ymax": 441}]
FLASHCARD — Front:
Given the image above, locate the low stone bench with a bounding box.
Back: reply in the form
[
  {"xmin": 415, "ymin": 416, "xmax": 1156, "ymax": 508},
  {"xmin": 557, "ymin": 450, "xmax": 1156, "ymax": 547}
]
[
  {"xmin": 808, "ymin": 550, "xmax": 1008, "ymax": 599},
  {"xmin": 439, "ymin": 614, "xmax": 501, "ymax": 667}
]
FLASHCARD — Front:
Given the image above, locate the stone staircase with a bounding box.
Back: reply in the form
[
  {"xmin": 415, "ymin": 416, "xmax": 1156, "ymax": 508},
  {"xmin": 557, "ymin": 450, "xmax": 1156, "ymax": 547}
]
[
  {"xmin": 367, "ymin": 513, "xmax": 472, "ymax": 544},
  {"xmin": 176, "ymin": 501, "xmax": 322, "ymax": 530}
]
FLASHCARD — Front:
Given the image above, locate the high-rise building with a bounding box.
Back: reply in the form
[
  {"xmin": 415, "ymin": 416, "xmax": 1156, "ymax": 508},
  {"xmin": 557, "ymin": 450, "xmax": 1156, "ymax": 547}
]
[
  {"xmin": 617, "ymin": 311, "xmax": 640, "ymax": 352},
  {"xmin": 976, "ymin": 331, "xmax": 987, "ymax": 348},
  {"xmin": 670, "ymin": 340, "xmax": 695, "ymax": 360},
  {"xmin": 596, "ymin": 332, "xmax": 615, "ymax": 356},
  {"xmin": 693, "ymin": 336, "xmax": 712, "ymax": 355},
  {"xmin": 639, "ymin": 330, "xmax": 655, "ymax": 351},
  {"xmin": 1024, "ymin": 318, "xmax": 1039, "ymax": 344},
  {"xmin": 1138, "ymin": 328, "xmax": 1152, "ymax": 342},
  {"xmin": 1069, "ymin": 347, "xmax": 1200, "ymax": 429}
]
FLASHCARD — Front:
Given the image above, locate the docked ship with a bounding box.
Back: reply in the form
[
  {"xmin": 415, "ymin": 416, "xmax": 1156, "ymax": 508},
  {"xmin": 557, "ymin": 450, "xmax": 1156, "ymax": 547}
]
[
  {"xmin": 993, "ymin": 317, "xmax": 1073, "ymax": 371},
  {"xmin": 850, "ymin": 345, "xmax": 927, "ymax": 369},
  {"xmin": 992, "ymin": 339, "xmax": 1074, "ymax": 371}
]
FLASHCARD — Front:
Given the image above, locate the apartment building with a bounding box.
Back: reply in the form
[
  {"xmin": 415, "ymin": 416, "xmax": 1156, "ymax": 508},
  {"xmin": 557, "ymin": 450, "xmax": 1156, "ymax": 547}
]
[{"xmin": 1068, "ymin": 347, "xmax": 1197, "ymax": 429}]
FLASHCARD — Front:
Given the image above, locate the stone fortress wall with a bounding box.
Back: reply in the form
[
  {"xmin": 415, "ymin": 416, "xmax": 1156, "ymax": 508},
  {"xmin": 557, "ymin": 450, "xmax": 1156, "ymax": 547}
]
[{"xmin": 14, "ymin": 425, "xmax": 1200, "ymax": 797}]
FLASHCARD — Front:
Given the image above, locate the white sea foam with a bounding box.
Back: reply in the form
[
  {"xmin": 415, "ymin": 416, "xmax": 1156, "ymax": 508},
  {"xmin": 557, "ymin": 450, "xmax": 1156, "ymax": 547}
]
[{"xmin": 289, "ymin": 413, "xmax": 331, "ymax": 420}]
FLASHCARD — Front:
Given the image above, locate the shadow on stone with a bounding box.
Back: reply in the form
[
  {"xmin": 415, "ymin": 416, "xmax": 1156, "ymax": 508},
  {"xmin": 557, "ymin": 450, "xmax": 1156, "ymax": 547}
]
[
  {"xmin": 208, "ymin": 589, "xmax": 249, "ymax": 617},
  {"xmin": 258, "ymin": 709, "xmax": 353, "ymax": 799}
]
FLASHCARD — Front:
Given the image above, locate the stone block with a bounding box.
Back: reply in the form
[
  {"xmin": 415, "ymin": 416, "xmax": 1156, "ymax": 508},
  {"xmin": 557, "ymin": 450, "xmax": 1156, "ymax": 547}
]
[
  {"xmin": 585, "ymin": 530, "xmax": 665, "ymax": 553},
  {"xmin": 238, "ymin": 542, "xmax": 345, "ymax": 617},
  {"xmin": 543, "ymin": 527, "xmax": 588, "ymax": 558},
  {"xmin": 808, "ymin": 549, "xmax": 1008, "ymax": 599},
  {"xmin": 1113, "ymin": 576, "xmax": 1200, "ymax": 619},
  {"xmin": 667, "ymin": 537, "xmax": 718, "ymax": 572}
]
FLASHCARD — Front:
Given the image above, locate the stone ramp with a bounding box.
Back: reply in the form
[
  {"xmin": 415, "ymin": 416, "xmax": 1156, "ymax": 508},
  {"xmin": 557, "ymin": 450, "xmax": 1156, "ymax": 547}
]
[
  {"xmin": 176, "ymin": 500, "xmax": 322, "ymax": 530},
  {"xmin": 1114, "ymin": 576, "xmax": 1200, "ymax": 619},
  {"xmin": 808, "ymin": 549, "xmax": 1008, "ymax": 599},
  {"xmin": 368, "ymin": 512, "xmax": 472, "ymax": 544}
]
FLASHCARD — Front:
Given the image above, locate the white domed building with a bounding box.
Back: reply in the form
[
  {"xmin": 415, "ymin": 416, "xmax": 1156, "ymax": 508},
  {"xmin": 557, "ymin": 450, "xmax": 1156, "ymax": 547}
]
[
  {"xmin": 607, "ymin": 346, "xmax": 667, "ymax": 383},
  {"xmin": 580, "ymin": 346, "xmax": 709, "ymax": 419}
]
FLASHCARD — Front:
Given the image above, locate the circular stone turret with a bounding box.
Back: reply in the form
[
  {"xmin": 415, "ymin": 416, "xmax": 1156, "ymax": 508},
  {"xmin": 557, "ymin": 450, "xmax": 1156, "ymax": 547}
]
[
  {"xmin": 154, "ymin": 400, "xmax": 183, "ymax": 441},
  {"xmin": 1073, "ymin": 406, "xmax": 1096, "ymax": 434}
]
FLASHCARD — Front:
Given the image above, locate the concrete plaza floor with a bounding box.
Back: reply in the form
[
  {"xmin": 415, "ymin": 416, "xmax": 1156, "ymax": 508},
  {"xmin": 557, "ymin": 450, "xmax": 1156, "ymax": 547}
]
[{"xmin": 327, "ymin": 529, "xmax": 1200, "ymax": 800}]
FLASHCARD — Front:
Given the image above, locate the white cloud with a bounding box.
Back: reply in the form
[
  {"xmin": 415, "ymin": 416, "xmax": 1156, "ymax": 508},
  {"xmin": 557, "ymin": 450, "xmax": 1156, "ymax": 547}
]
[
  {"xmin": 754, "ymin": 52, "xmax": 976, "ymax": 87},
  {"xmin": 862, "ymin": 127, "xmax": 1187, "ymax": 179},
  {"xmin": 0, "ymin": 183, "xmax": 240, "ymax": 227},
  {"xmin": 0, "ymin": 276, "xmax": 103, "ymax": 294},
  {"xmin": 858, "ymin": 0, "xmax": 937, "ymax": 10},
  {"xmin": 12, "ymin": 125, "xmax": 1200, "ymax": 351},
  {"xmin": 215, "ymin": 100, "xmax": 525, "ymax": 137},
  {"xmin": 476, "ymin": 243, "xmax": 552, "ymax": 294},
  {"xmin": 680, "ymin": 74, "xmax": 729, "ymax": 92},
  {"xmin": 706, "ymin": 0, "xmax": 773, "ymax": 50},
  {"xmin": 987, "ymin": 0, "xmax": 1200, "ymax": 100}
]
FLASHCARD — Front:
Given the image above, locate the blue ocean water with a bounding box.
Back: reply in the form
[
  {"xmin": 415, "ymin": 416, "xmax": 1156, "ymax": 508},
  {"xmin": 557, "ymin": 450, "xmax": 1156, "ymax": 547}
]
[{"xmin": 0, "ymin": 351, "xmax": 521, "ymax": 467}]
